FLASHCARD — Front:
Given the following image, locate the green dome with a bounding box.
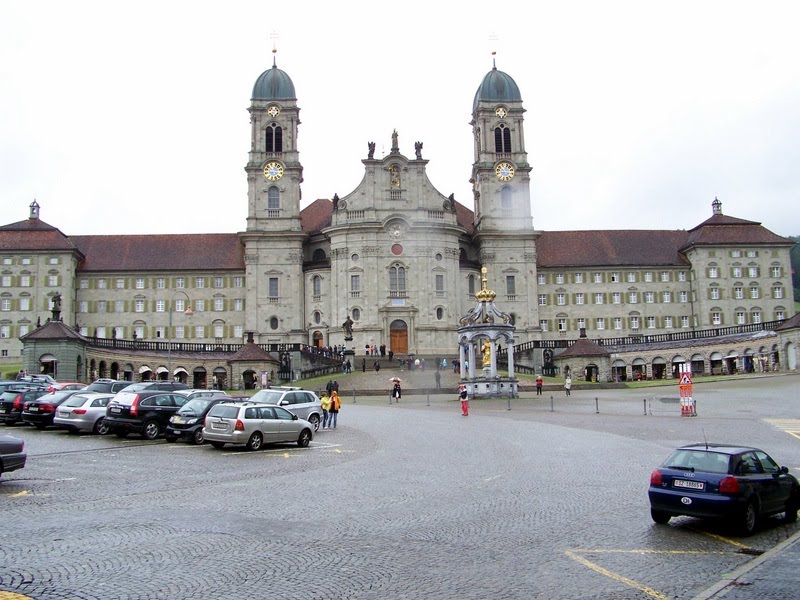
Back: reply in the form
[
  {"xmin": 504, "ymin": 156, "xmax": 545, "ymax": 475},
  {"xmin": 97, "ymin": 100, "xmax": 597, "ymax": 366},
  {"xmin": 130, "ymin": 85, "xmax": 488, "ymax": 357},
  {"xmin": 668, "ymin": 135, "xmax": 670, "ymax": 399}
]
[
  {"xmin": 252, "ymin": 62, "xmax": 296, "ymax": 101},
  {"xmin": 473, "ymin": 66, "xmax": 522, "ymax": 112}
]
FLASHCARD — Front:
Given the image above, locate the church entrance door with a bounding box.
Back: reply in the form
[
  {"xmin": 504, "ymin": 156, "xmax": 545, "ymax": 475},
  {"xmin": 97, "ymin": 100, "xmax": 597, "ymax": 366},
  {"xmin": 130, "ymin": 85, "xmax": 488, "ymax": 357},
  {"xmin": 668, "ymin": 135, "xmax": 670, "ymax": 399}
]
[{"xmin": 389, "ymin": 320, "xmax": 408, "ymax": 354}]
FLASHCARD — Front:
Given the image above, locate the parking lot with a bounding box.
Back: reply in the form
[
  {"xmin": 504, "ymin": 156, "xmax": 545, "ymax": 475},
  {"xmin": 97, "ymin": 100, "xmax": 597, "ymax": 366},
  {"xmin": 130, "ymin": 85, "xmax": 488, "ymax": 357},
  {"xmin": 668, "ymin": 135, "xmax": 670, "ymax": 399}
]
[{"xmin": 2, "ymin": 374, "xmax": 799, "ymax": 599}]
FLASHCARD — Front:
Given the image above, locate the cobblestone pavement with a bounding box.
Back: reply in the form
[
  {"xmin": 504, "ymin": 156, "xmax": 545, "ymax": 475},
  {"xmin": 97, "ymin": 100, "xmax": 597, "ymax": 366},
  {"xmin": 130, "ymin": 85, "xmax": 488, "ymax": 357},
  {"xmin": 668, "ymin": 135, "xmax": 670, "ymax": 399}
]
[{"xmin": 1, "ymin": 374, "xmax": 798, "ymax": 599}]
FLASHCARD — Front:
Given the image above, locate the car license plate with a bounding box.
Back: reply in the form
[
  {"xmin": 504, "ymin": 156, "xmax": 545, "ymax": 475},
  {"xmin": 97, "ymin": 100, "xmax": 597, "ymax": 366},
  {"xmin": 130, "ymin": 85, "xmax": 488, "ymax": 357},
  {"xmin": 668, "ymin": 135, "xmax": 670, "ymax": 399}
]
[
  {"xmin": 29, "ymin": 406, "xmax": 39, "ymax": 412},
  {"xmin": 674, "ymin": 479, "xmax": 704, "ymax": 490},
  {"xmin": 110, "ymin": 407, "xmax": 121, "ymax": 413},
  {"xmin": 57, "ymin": 411, "xmax": 69, "ymax": 417}
]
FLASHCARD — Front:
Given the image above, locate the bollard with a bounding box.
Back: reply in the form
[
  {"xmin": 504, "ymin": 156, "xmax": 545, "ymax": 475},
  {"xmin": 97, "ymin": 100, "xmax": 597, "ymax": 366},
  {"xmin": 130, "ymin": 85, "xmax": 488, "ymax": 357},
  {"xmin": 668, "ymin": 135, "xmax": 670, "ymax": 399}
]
[
  {"xmin": 643, "ymin": 398, "xmax": 647, "ymax": 415},
  {"xmin": 595, "ymin": 397, "xmax": 599, "ymax": 414},
  {"xmin": 426, "ymin": 393, "xmax": 430, "ymax": 407},
  {"xmin": 507, "ymin": 395, "xmax": 511, "ymax": 411},
  {"xmin": 353, "ymin": 389, "xmax": 356, "ymax": 404},
  {"xmin": 389, "ymin": 393, "xmax": 393, "ymax": 405},
  {"xmin": 550, "ymin": 395, "xmax": 554, "ymax": 412}
]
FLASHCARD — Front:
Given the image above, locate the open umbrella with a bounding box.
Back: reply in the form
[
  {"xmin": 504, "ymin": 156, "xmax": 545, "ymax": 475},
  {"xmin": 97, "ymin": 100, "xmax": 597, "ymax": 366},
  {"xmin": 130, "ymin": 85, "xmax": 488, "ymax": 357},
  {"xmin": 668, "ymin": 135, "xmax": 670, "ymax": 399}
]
[{"xmin": 390, "ymin": 377, "xmax": 402, "ymax": 383}]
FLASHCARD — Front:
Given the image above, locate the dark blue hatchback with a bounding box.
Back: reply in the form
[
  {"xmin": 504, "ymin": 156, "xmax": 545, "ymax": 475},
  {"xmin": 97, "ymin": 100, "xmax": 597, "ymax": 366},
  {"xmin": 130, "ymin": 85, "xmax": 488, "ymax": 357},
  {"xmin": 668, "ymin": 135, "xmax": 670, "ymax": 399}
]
[{"xmin": 649, "ymin": 443, "xmax": 800, "ymax": 535}]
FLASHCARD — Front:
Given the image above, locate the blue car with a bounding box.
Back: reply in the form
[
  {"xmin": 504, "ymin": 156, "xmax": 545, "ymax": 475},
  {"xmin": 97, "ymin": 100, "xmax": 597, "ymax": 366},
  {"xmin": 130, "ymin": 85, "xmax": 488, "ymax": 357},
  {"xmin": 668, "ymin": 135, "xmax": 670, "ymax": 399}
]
[{"xmin": 649, "ymin": 443, "xmax": 800, "ymax": 535}]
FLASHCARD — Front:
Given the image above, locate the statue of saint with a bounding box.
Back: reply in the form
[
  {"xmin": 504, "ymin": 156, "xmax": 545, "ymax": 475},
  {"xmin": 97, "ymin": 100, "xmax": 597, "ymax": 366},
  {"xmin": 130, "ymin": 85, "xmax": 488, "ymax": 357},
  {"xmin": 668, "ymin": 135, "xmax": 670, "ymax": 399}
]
[
  {"xmin": 414, "ymin": 141, "xmax": 423, "ymax": 159},
  {"xmin": 482, "ymin": 340, "xmax": 492, "ymax": 366},
  {"xmin": 367, "ymin": 141, "xmax": 375, "ymax": 159},
  {"xmin": 52, "ymin": 292, "xmax": 62, "ymax": 311},
  {"xmin": 342, "ymin": 315, "xmax": 354, "ymax": 338}
]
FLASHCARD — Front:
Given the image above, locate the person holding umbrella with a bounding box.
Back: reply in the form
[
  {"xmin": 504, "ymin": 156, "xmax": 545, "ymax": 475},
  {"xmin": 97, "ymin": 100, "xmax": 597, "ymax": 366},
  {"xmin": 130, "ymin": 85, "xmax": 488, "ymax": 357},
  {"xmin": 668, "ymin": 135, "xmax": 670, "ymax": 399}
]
[{"xmin": 391, "ymin": 377, "xmax": 402, "ymax": 403}]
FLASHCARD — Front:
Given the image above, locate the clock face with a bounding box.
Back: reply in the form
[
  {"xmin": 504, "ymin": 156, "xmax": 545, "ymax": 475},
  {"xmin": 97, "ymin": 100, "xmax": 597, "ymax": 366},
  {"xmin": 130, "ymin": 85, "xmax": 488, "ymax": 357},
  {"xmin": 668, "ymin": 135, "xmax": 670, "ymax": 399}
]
[
  {"xmin": 263, "ymin": 161, "xmax": 284, "ymax": 181},
  {"xmin": 267, "ymin": 105, "xmax": 280, "ymax": 118},
  {"xmin": 495, "ymin": 162, "xmax": 515, "ymax": 181},
  {"xmin": 495, "ymin": 106, "xmax": 508, "ymax": 118}
]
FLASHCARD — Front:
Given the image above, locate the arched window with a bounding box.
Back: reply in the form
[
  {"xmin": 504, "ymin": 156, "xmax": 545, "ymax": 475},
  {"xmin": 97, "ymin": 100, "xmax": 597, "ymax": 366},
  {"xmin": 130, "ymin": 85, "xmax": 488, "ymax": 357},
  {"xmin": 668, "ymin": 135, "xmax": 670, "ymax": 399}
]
[
  {"xmin": 312, "ymin": 248, "xmax": 326, "ymax": 261},
  {"xmin": 436, "ymin": 307, "xmax": 444, "ymax": 320},
  {"xmin": 270, "ymin": 317, "xmax": 279, "ymax": 330},
  {"xmin": 313, "ymin": 311, "xmax": 321, "ymax": 325},
  {"xmin": 265, "ymin": 123, "xmax": 283, "ymax": 152},
  {"xmin": 494, "ymin": 124, "xmax": 511, "ymax": 153},
  {"xmin": 312, "ymin": 275, "xmax": 322, "ymax": 297},
  {"xmin": 352, "ymin": 308, "xmax": 361, "ymax": 321},
  {"xmin": 267, "ymin": 187, "xmax": 280, "ymax": 210},
  {"xmin": 468, "ymin": 274, "xmax": 476, "ymax": 295},
  {"xmin": 389, "ymin": 265, "xmax": 406, "ymax": 296}
]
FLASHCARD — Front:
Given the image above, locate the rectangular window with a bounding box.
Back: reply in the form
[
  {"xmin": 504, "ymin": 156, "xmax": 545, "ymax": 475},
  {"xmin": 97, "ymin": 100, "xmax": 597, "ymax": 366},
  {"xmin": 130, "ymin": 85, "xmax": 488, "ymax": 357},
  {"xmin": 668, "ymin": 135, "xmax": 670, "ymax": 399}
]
[
  {"xmin": 679, "ymin": 291, "xmax": 688, "ymax": 302},
  {"xmin": 135, "ymin": 278, "xmax": 145, "ymax": 289},
  {"xmin": 1, "ymin": 258, "xmax": 10, "ymax": 265},
  {"xmin": 176, "ymin": 277, "xmax": 185, "ymax": 289},
  {"xmin": 0, "ymin": 325, "xmax": 8, "ymax": 339},
  {"xmin": 79, "ymin": 301, "xmax": 88, "ymax": 313},
  {"xmin": 644, "ymin": 271, "xmax": 653, "ymax": 282},
  {"xmin": 577, "ymin": 318, "xmax": 586, "ymax": 330},
  {"xmin": 746, "ymin": 250, "xmax": 757, "ymax": 257},
  {"xmin": 557, "ymin": 318, "xmax": 567, "ymax": 332},
  {"xmin": 748, "ymin": 266, "xmax": 759, "ymax": 278},
  {"xmin": 0, "ymin": 299, "xmax": 10, "ymax": 311},
  {"xmin": 664, "ymin": 316, "xmax": 673, "ymax": 328},
  {"xmin": 710, "ymin": 287, "xmax": 720, "ymax": 300},
  {"xmin": 645, "ymin": 292, "xmax": 654, "ymax": 303},
  {"xmin": 135, "ymin": 300, "xmax": 145, "ymax": 313},
  {"xmin": 175, "ymin": 326, "xmax": 184, "ymax": 339},
  {"xmin": 116, "ymin": 278, "xmax": 125, "ymax": 289},
  {"xmin": 709, "ymin": 267, "xmax": 718, "ymax": 278},
  {"xmin": 156, "ymin": 300, "xmax": 165, "ymax": 312},
  {"xmin": 48, "ymin": 257, "xmax": 59, "ymax": 265},
  {"xmin": 678, "ymin": 271, "xmax": 687, "ymax": 282},
  {"xmin": 79, "ymin": 278, "xmax": 88, "ymax": 289},
  {"xmin": 574, "ymin": 273, "xmax": 583, "ymax": 284},
  {"xmin": 350, "ymin": 274, "xmax": 361, "ymax": 294},
  {"xmin": 214, "ymin": 277, "xmax": 224, "ymax": 288},
  {"xmin": 19, "ymin": 297, "xmax": 30, "ymax": 311},
  {"xmin": 537, "ymin": 274, "xmax": 546, "ymax": 285},
  {"xmin": 595, "ymin": 318, "xmax": 605, "ymax": 330},
  {"xmin": 576, "ymin": 293, "xmax": 584, "ymax": 305},
  {"xmin": 732, "ymin": 266, "xmax": 742, "ymax": 278},
  {"xmin": 681, "ymin": 316, "xmax": 690, "ymax": 328},
  {"xmin": 626, "ymin": 272, "xmax": 636, "ymax": 283},
  {"xmin": 772, "ymin": 286, "xmax": 783, "ymax": 299},
  {"xmin": 195, "ymin": 277, "xmax": 205, "ymax": 288},
  {"xmin": 712, "ymin": 312, "xmax": 722, "ymax": 325},
  {"xmin": 269, "ymin": 277, "xmax": 279, "ymax": 299},
  {"xmin": 630, "ymin": 316, "xmax": 639, "ymax": 330},
  {"xmin": 114, "ymin": 327, "xmax": 124, "ymax": 339},
  {"xmin": 97, "ymin": 300, "xmax": 106, "ymax": 313},
  {"xmin": 20, "ymin": 275, "xmax": 30, "ymax": 287},
  {"xmin": 752, "ymin": 311, "xmax": 761, "ymax": 324},
  {"xmin": 155, "ymin": 326, "xmax": 165, "ymax": 339},
  {"xmin": 435, "ymin": 274, "xmax": 445, "ymax": 293},
  {"xmin": 593, "ymin": 272, "xmax": 602, "ymax": 283},
  {"xmin": 175, "ymin": 299, "xmax": 186, "ymax": 312},
  {"xmin": 661, "ymin": 271, "xmax": 669, "ymax": 282},
  {"xmin": 214, "ymin": 324, "xmax": 224, "ymax": 338},
  {"xmin": 194, "ymin": 325, "xmax": 205, "ymax": 338},
  {"xmin": 612, "ymin": 292, "xmax": 621, "ymax": 304},
  {"xmin": 613, "ymin": 317, "xmax": 622, "ymax": 330},
  {"xmin": 734, "ymin": 287, "xmax": 744, "ymax": 300},
  {"xmin": 234, "ymin": 276, "xmax": 243, "ymax": 288},
  {"xmin": 19, "ymin": 324, "xmax": 29, "ymax": 336},
  {"xmin": 234, "ymin": 325, "xmax": 243, "ymax": 338},
  {"xmin": 555, "ymin": 273, "xmax": 564, "ymax": 284},
  {"xmin": 21, "ymin": 257, "xmax": 31, "ymax": 265},
  {"xmin": 539, "ymin": 320, "xmax": 548, "ymax": 332},
  {"xmin": 556, "ymin": 293, "xmax": 566, "ymax": 305},
  {"xmin": 647, "ymin": 316, "xmax": 656, "ymax": 329},
  {"xmin": 234, "ymin": 299, "xmax": 244, "ymax": 311},
  {"xmin": 750, "ymin": 286, "xmax": 759, "ymax": 299},
  {"xmin": 98, "ymin": 278, "xmax": 107, "ymax": 289},
  {"xmin": 594, "ymin": 293, "xmax": 603, "ymax": 304},
  {"xmin": 731, "ymin": 250, "xmax": 741, "ymax": 258},
  {"xmin": 195, "ymin": 299, "xmax": 205, "ymax": 312},
  {"xmin": 156, "ymin": 278, "xmax": 165, "ymax": 289},
  {"xmin": 662, "ymin": 291, "xmax": 671, "ymax": 303},
  {"xmin": 48, "ymin": 275, "xmax": 58, "ymax": 286},
  {"xmin": 1, "ymin": 275, "xmax": 12, "ymax": 287},
  {"xmin": 628, "ymin": 292, "xmax": 637, "ymax": 304},
  {"xmin": 776, "ymin": 310, "xmax": 785, "ymax": 321},
  {"xmin": 115, "ymin": 300, "xmax": 124, "ymax": 313},
  {"xmin": 611, "ymin": 272, "xmax": 619, "ymax": 283},
  {"xmin": 214, "ymin": 298, "xmax": 224, "ymax": 311},
  {"xmin": 538, "ymin": 294, "xmax": 547, "ymax": 305},
  {"xmin": 736, "ymin": 311, "xmax": 746, "ymax": 325},
  {"xmin": 771, "ymin": 266, "xmax": 782, "ymax": 278},
  {"xmin": 506, "ymin": 275, "xmax": 516, "ymax": 296},
  {"xmin": 96, "ymin": 326, "xmax": 106, "ymax": 339}
]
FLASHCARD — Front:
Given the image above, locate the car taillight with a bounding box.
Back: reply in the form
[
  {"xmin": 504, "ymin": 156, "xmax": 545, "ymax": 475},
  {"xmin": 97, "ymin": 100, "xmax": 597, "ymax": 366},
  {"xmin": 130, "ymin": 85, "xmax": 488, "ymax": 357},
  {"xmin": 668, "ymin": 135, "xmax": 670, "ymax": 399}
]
[
  {"xmin": 235, "ymin": 419, "xmax": 245, "ymax": 431},
  {"xmin": 650, "ymin": 469, "xmax": 663, "ymax": 485},
  {"xmin": 13, "ymin": 395, "xmax": 23, "ymax": 410},
  {"xmin": 719, "ymin": 477, "xmax": 740, "ymax": 494},
  {"xmin": 130, "ymin": 395, "xmax": 141, "ymax": 416},
  {"xmin": 42, "ymin": 404, "xmax": 55, "ymax": 413},
  {"xmin": 23, "ymin": 402, "xmax": 30, "ymax": 410},
  {"xmin": 73, "ymin": 409, "xmax": 87, "ymax": 415}
]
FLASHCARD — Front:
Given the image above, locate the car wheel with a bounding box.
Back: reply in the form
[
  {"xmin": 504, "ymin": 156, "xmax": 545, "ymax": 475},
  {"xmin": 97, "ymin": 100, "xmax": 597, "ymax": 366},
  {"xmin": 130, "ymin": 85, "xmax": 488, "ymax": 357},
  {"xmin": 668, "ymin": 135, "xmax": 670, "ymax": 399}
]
[
  {"xmin": 784, "ymin": 495, "xmax": 799, "ymax": 523},
  {"xmin": 210, "ymin": 441, "xmax": 225, "ymax": 449},
  {"xmin": 192, "ymin": 428, "xmax": 205, "ymax": 445},
  {"xmin": 297, "ymin": 428, "xmax": 311, "ymax": 448},
  {"xmin": 94, "ymin": 418, "xmax": 110, "ymax": 436},
  {"xmin": 164, "ymin": 435, "xmax": 177, "ymax": 443},
  {"xmin": 308, "ymin": 413, "xmax": 320, "ymax": 432},
  {"xmin": 246, "ymin": 432, "xmax": 263, "ymax": 451},
  {"xmin": 740, "ymin": 500, "xmax": 758, "ymax": 536},
  {"xmin": 142, "ymin": 420, "xmax": 161, "ymax": 440},
  {"xmin": 650, "ymin": 509, "xmax": 671, "ymax": 524},
  {"xmin": 114, "ymin": 430, "xmax": 128, "ymax": 438}
]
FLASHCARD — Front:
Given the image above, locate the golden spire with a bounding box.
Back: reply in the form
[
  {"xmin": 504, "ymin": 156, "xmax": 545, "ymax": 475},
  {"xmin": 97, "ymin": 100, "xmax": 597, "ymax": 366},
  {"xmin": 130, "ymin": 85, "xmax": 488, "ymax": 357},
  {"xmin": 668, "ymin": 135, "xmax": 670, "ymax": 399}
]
[{"xmin": 475, "ymin": 266, "xmax": 496, "ymax": 302}]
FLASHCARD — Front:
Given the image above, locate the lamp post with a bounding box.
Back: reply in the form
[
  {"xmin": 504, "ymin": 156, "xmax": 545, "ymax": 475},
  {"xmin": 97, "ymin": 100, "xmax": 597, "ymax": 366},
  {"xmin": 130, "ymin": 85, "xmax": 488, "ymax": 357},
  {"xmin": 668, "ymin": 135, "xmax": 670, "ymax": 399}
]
[{"xmin": 167, "ymin": 290, "xmax": 193, "ymax": 382}]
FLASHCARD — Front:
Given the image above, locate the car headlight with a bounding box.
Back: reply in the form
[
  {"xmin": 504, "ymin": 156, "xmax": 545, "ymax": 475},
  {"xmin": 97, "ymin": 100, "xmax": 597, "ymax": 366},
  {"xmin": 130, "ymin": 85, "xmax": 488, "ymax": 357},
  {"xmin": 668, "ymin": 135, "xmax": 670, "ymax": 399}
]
[{"xmin": 187, "ymin": 418, "xmax": 198, "ymax": 425}]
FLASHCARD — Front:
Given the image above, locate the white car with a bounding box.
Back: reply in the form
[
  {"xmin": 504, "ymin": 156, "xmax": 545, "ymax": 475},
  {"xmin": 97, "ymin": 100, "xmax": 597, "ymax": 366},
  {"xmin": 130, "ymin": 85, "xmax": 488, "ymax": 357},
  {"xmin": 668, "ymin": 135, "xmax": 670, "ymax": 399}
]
[
  {"xmin": 53, "ymin": 392, "xmax": 115, "ymax": 435},
  {"xmin": 203, "ymin": 402, "xmax": 313, "ymax": 451}
]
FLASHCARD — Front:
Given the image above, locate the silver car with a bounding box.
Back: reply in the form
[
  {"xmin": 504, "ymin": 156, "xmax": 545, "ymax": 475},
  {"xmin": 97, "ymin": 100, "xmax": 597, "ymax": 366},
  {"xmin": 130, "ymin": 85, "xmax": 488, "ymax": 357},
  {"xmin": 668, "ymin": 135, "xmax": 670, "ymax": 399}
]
[
  {"xmin": 203, "ymin": 402, "xmax": 313, "ymax": 451},
  {"xmin": 53, "ymin": 392, "xmax": 115, "ymax": 435},
  {"xmin": 249, "ymin": 387, "xmax": 322, "ymax": 431}
]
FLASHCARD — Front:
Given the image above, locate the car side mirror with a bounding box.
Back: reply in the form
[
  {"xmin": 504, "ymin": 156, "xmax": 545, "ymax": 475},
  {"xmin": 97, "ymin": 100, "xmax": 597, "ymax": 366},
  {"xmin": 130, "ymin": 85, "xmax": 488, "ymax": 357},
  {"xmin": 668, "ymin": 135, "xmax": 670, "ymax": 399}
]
[
  {"xmin": 779, "ymin": 466, "xmax": 789, "ymax": 475},
  {"xmin": 292, "ymin": 414, "xmax": 298, "ymax": 420},
  {"xmin": 280, "ymin": 400, "xmax": 288, "ymax": 406}
]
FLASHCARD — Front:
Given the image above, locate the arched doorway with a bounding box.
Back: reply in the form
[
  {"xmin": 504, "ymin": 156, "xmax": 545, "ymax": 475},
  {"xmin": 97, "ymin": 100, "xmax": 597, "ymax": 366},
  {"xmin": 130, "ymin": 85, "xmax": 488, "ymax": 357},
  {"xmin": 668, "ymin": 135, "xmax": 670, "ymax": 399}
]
[
  {"xmin": 156, "ymin": 366, "xmax": 169, "ymax": 381},
  {"xmin": 651, "ymin": 357, "xmax": 666, "ymax": 379},
  {"xmin": 193, "ymin": 367, "xmax": 207, "ymax": 389},
  {"xmin": 242, "ymin": 369, "xmax": 257, "ymax": 390},
  {"xmin": 709, "ymin": 351, "xmax": 723, "ymax": 374},
  {"xmin": 138, "ymin": 365, "xmax": 153, "ymax": 381},
  {"xmin": 39, "ymin": 353, "xmax": 57, "ymax": 377},
  {"xmin": 390, "ymin": 320, "xmax": 408, "ymax": 354},
  {"xmin": 690, "ymin": 353, "xmax": 705, "ymax": 375},
  {"xmin": 631, "ymin": 358, "xmax": 646, "ymax": 380},
  {"xmin": 312, "ymin": 330, "xmax": 324, "ymax": 348},
  {"xmin": 173, "ymin": 367, "xmax": 189, "ymax": 384},
  {"xmin": 212, "ymin": 367, "xmax": 227, "ymax": 390},
  {"xmin": 784, "ymin": 341, "xmax": 796, "ymax": 370}
]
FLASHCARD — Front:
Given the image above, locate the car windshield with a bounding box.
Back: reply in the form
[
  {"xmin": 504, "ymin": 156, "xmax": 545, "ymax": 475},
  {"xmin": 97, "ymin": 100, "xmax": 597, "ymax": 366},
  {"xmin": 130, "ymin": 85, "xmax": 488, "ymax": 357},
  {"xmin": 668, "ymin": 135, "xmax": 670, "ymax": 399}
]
[
  {"xmin": 119, "ymin": 383, "xmax": 151, "ymax": 392},
  {"xmin": 250, "ymin": 390, "xmax": 285, "ymax": 404},
  {"xmin": 39, "ymin": 391, "xmax": 74, "ymax": 404},
  {"xmin": 663, "ymin": 449, "xmax": 730, "ymax": 474},
  {"xmin": 179, "ymin": 398, "xmax": 213, "ymax": 415},
  {"xmin": 208, "ymin": 405, "xmax": 241, "ymax": 419},
  {"xmin": 64, "ymin": 395, "xmax": 91, "ymax": 407}
]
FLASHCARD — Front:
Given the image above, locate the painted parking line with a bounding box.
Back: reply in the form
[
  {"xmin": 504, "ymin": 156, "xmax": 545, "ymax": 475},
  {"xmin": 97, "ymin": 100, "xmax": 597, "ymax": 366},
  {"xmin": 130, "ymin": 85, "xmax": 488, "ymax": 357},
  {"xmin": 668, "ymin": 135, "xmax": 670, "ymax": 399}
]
[
  {"xmin": 764, "ymin": 418, "xmax": 800, "ymax": 441},
  {"xmin": 564, "ymin": 549, "xmax": 669, "ymax": 600},
  {"xmin": 0, "ymin": 592, "xmax": 34, "ymax": 599}
]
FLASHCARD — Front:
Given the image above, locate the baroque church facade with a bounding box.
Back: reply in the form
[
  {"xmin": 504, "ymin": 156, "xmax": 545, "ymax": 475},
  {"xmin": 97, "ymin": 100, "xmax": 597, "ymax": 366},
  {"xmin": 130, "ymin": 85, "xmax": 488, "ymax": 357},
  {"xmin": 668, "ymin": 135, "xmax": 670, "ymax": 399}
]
[{"xmin": 0, "ymin": 58, "xmax": 796, "ymax": 375}]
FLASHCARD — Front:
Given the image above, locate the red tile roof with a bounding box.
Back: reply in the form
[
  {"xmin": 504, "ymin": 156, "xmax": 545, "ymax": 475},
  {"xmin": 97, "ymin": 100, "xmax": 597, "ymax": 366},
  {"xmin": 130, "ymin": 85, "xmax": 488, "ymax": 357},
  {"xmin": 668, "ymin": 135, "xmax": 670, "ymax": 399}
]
[
  {"xmin": 71, "ymin": 234, "xmax": 244, "ymax": 272},
  {"xmin": 683, "ymin": 214, "xmax": 792, "ymax": 248},
  {"xmin": 537, "ymin": 230, "xmax": 691, "ymax": 268},
  {"xmin": 0, "ymin": 218, "xmax": 82, "ymax": 253}
]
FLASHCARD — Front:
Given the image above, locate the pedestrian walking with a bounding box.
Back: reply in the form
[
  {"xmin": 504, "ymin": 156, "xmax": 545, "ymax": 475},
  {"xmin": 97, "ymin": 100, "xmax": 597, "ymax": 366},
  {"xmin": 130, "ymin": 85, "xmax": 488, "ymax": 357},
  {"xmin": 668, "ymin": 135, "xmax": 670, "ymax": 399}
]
[
  {"xmin": 458, "ymin": 384, "xmax": 469, "ymax": 416},
  {"xmin": 392, "ymin": 380, "xmax": 402, "ymax": 403},
  {"xmin": 329, "ymin": 390, "xmax": 340, "ymax": 428},
  {"xmin": 535, "ymin": 374, "xmax": 543, "ymax": 396},
  {"xmin": 374, "ymin": 361, "xmax": 381, "ymax": 373},
  {"xmin": 434, "ymin": 370, "xmax": 441, "ymax": 389},
  {"xmin": 320, "ymin": 391, "xmax": 332, "ymax": 429},
  {"xmin": 565, "ymin": 375, "xmax": 572, "ymax": 397}
]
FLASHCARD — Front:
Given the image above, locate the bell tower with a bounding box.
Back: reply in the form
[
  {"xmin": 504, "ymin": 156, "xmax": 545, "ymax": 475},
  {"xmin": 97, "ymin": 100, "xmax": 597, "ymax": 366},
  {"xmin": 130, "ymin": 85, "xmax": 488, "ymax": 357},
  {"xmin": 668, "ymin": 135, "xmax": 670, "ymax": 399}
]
[{"xmin": 240, "ymin": 50, "xmax": 306, "ymax": 343}]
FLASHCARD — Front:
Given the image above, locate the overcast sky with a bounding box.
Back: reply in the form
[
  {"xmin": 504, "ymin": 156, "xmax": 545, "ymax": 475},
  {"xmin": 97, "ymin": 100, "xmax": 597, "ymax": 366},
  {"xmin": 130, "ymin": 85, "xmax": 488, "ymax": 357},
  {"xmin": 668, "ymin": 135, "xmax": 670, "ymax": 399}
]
[{"xmin": 2, "ymin": 1, "xmax": 799, "ymax": 238}]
